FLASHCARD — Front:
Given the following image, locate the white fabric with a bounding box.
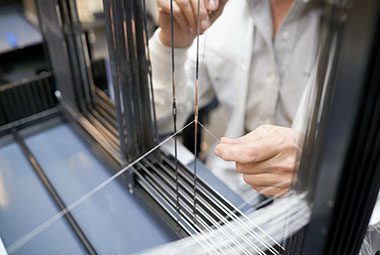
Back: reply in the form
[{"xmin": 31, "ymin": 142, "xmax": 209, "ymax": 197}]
[
  {"xmin": 0, "ymin": 236, "xmax": 7, "ymax": 255},
  {"xmin": 370, "ymin": 192, "xmax": 380, "ymax": 225},
  {"xmin": 245, "ymin": 0, "xmax": 319, "ymax": 131},
  {"xmin": 149, "ymin": 0, "xmax": 320, "ymax": 197}
]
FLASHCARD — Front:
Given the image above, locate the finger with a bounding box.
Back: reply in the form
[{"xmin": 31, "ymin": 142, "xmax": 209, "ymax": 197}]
[
  {"xmin": 172, "ymin": 2, "xmax": 192, "ymax": 33},
  {"xmin": 236, "ymin": 161, "xmax": 273, "ymax": 175},
  {"xmin": 234, "ymin": 124, "xmax": 280, "ymax": 144},
  {"xmin": 219, "ymin": 132, "xmax": 258, "ymax": 144},
  {"xmin": 158, "ymin": 0, "xmax": 173, "ymax": 14},
  {"xmin": 220, "ymin": 134, "xmax": 257, "ymax": 145},
  {"xmin": 235, "ymin": 156, "xmax": 298, "ymax": 174},
  {"xmin": 250, "ymin": 184, "xmax": 268, "ymax": 192},
  {"xmin": 250, "ymin": 177, "xmax": 292, "ymax": 197},
  {"xmin": 175, "ymin": 0, "xmax": 197, "ymax": 33},
  {"xmin": 251, "ymin": 184, "xmax": 279, "ymax": 194},
  {"xmin": 205, "ymin": 0, "xmax": 219, "ymax": 11},
  {"xmin": 215, "ymin": 142, "xmax": 257, "ymax": 163},
  {"xmin": 236, "ymin": 161, "xmax": 280, "ymax": 174},
  {"xmin": 242, "ymin": 173, "xmax": 293, "ymax": 187},
  {"xmin": 220, "ymin": 129, "xmax": 264, "ymax": 145},
  {"xmin": 191, "ymin": 0, "xmax": 209, "ymax": 31},
  {"xmin": 250, "ymin": 179, "xmax": 291, "ymax": 197},
  {"xmin": 208, "ymin": 0, "xmax": 228, "ymax": 24},
  {"xmin": 220, "ymin": 137, "xmax": 240, "ymax": 144},
  {"xmin": 159, "ymin": 0, "xmax": 191, "ymax": 33},
  {"xmin": 235, "ymin": 162, "xmax": 244, "ymax": 173},
  {"xmin": 214, "ymin": 142, "xmax": 252, "ymax": 162},
  {"xmin": 215, "ymin": 136, "xmax": 282, "ymax": 163},
  {"xmin": 236, "ymin": 126, "xmax": 270, "ymax": 143},
  {"xmin": 259, "ymin": 187, "xmax": 289, "ymax": 198}
]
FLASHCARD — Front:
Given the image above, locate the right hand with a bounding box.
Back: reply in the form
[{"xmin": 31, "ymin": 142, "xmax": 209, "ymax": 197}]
[{"xmin": 157, "ymin": 0, "xmax": 228, "ymax": 48}]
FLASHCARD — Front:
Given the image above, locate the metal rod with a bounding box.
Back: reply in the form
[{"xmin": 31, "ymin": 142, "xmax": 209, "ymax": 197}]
[
  {"xmin": 158, "ymin": 153, "xmax": 284, "ymax": 253},
  {"xmin": 131, "ymin": 0, "xmax": 156, "ymax": 152},
  {"xmin": 193, "ymin": 0, "xmax": 201, "ymax": 225},
  {"xmin": 0, "ymin": 108, "xmax": 59, "ymax": 136},
  {"xmin": 12, "ymin": 130, "xmax": 97, "ymax": 255},
  {"xmin": 103, "ymin": 0, "xmax": 128, "ymax": 159},
  {"xmin": 87, "ymin": 114, "xmax": 121, "ymax": 150},
  {"xmin": 141, "ymin": 0, "xmax": 159, "ymax": 145},
  {"xmin": 91, "ymin": 110, "xmax": 118, "ymax": 137},
  {"xmin": 136, "ymin": 161, "xmax": 251, "ymax": 255},
  {"xmin": 169, "ymin": 0, "xmax": 181, "ymax": 228}
]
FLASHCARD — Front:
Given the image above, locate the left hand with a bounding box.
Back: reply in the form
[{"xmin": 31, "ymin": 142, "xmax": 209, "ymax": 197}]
[{"xmin": 214, "ymin": 124, "xmax": 303, "ymax": 197}]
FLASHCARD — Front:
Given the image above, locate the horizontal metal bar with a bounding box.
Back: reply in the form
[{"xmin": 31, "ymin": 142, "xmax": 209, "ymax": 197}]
[
  {"xmin": 93, "ymin": 104, "xmax": 118, "ymax": 129},
  {"xmin": 138, "ymin": 161, "xmax": 221, "ymax": 230},
  {"xmin": 158, "ymin": 158, "xmax": 238, "ymax": 220},
  {"xmin": 0, "ymin": 73, "xmax": 52, "ymax": 92},
  {"xmin": 87, "ymin": 114, "xmax": 120, "ymax": 150},
  {"xmin": 90, "ymin": 110, "xmax": 118, "ymax": 137},
  {"xmin": 136, "ymin": 162, "xmax": 205, "ymax": 229},
  {"xmin": 59, "ymin": 98, "xmax": 124, "ymax": 165},
  {"xmin": 135, "ymin": 176, "xmax": 193, "ymax": 237},
  {"xmin": 133, "ymin": 167, "xmax": 198, "ymax": 236},
  {"xmin": 0, "ymin": 108, "xmax": 60, "ymax": 137},
  {"xmin": 161, "ymin": 153, "xmax": 241, "ymax": 214},
  {"xmin": 144, "ymin": 158, "xmax": 232, "ymax": 223}
]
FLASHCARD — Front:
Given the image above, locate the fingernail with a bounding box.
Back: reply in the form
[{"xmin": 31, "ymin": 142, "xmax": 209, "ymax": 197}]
[
  {"xmin": 209, "ymin": 0, "xmax": 216, "ymax": 9},
  {"xmin": 190, "ymin": 28, "xmax": 195, "ymax": 34},
  {"xmin": 201, "ymin": 19, "xmax": 210, "ymax": 31}
]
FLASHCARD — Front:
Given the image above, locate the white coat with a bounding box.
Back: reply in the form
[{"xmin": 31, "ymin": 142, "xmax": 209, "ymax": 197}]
[{"xmin": 149, "ymin": 0, "xmax": 319, "ymax": 197}]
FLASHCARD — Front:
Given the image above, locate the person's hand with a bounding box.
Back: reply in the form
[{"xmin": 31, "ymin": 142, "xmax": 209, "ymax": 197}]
[
  {"xmin": 157, "ymin": 0, "xmax": 228, "ymax": 48},
  {"xmin": 214, "ymin": 125, "xmax": 303, "ymax": 197}
]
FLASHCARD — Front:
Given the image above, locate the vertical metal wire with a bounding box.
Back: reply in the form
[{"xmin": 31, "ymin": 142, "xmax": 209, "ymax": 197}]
[
  {"xmin": 192, "ymin": 0, "xmax": 201, "ymax": 224},
  {"xmin": 169, "ymin": 0, "xmax": 181, "ymax": 227}
]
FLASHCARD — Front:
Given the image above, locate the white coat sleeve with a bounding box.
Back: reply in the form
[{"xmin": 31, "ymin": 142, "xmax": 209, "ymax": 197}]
[{"xmin": 149, "ymin": 28, "xmax": 214, "ymax": 134}]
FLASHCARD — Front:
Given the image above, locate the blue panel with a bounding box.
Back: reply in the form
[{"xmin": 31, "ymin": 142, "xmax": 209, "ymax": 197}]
[
  {"xmin": 0, "ymin": 142, "xmax": 85, "ymax": 255},
  {"xmin": 25, "ymin": 124, "xmax": 177, "ymax": 254}
]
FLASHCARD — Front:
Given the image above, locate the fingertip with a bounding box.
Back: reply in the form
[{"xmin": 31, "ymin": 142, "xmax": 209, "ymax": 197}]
[
  {"xmin": 214, "ymin": 146, "xmax": 221, "ymax": 157},
  {"xmin": 215, "ymin": 143, "xmax": 228, "ymax": 158},
  {"xmin": 207, "ymin": 0, "xmax": 219, "ymax": 11},
  {"xmin": 200, "ymin": 18, "xmax": 210, "ymax": 31},
  {"xmin": 199, "ymin": 8, "xmax": 209, "ymax": 21}
]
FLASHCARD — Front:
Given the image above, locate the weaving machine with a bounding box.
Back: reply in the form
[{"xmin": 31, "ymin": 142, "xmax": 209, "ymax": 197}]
[{"xmin": 0, "ymin": 0, "xmax": 379, "ymax": 254}]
